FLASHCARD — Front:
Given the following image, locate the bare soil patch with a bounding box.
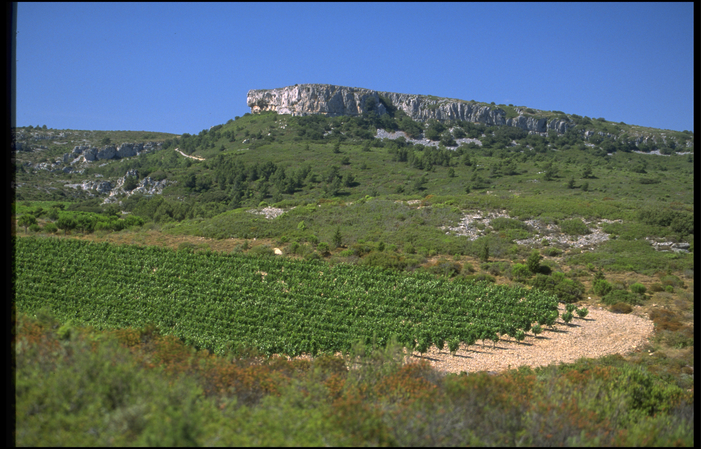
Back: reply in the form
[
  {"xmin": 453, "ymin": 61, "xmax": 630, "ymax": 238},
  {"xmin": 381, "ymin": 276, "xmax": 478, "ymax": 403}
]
[{"xmin": 407, "ymin": 303, "xmax": 654, "ymax": 374}]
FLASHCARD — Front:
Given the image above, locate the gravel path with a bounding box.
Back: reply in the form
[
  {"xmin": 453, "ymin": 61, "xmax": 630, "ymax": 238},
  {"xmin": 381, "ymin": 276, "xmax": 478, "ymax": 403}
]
[{"xmin": 406, "ymin": 304, "xmax": 654, "ymax": 374}]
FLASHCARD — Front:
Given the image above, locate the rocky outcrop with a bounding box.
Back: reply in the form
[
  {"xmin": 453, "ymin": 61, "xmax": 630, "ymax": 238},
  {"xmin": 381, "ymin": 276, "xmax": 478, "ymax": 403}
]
[
  {"xmin": 247, "ymin": 84, "xmax": 575, "ymax": 134},
  {"xmin": 97, "ymin": 145, "xmax": 117, "ymax": 160}
]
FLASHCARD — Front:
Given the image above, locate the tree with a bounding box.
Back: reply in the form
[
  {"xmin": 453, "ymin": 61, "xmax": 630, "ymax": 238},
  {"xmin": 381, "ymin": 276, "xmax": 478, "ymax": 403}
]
[
  {"xmin": 332, "ymin": 227, "xmax": 343, "ymax": 248},
  {"xmin": 412, "ymin": 174, "xmax": 428, "ymax": 191},
  {"xmin": 332, "ymin": 140, "xmax": 341, "ymax": 154},
  {"xmin": 56, "ymin": 216, "xmax": 77, "ymax": 235},
  {"xmin": 566, "ymin": 177, "xmax": 576, "ymax": 189},
  {"xmin": 18, "ymin": 214, "xmax": 37, "ymax": 233},
  {"xmin": 100, "ymin": 136, "xmax": 111, "ymax": 146},
  {"xmin": 581, "ymin": 164, "xmax": 593, "ymax": 179},
  {"xmin": 123, "ymin": 176, "xmax": 139, "ymax": 191},
  {"xmin": 527, "ymin": 250, "xmax": 541, "ymax": 274},
  {"xmin": 479, "ymin": 241, "xmax": 489, "ymax": 262}
]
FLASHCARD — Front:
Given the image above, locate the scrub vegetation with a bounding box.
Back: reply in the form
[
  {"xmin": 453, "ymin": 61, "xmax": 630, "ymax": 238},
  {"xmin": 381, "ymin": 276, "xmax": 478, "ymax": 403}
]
[{"xmin": 13, "ymin": 102, "xmax": 694, "ymax": 445}]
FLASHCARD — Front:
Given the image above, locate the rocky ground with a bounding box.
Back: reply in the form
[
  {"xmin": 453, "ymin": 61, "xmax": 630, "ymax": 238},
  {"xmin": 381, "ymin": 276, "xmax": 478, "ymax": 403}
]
[{"xmin": 375, "ymin": 128, "xmax": 482, "ymax": 148}]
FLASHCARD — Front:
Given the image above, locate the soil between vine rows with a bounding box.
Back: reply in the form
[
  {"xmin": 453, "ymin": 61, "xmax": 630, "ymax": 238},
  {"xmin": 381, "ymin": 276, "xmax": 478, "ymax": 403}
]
[
  {"xmin": 287, "ymin": 304, "xmax": 654, "ymax": 374},
  {"xmin": 406, "ymin": 303, "xmax": 654, "ymax": 374}
]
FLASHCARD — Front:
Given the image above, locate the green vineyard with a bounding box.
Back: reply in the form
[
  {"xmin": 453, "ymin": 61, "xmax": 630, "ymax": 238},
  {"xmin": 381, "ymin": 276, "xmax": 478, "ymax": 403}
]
[{"xmin": 14, "ymin": 236, "xmax": 559, "ymax": 356}]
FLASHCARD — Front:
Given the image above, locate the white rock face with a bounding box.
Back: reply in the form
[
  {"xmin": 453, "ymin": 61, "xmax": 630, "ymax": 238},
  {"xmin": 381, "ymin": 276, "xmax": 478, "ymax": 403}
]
[
  {"xmin": 116, "ymin": 143, "xmax": 137, "ymax": 158},
  {"xmin": 247, "ymin": 84, "xmax": 574, "ymax": 134},
  {"xmin": 96, "ymin": 146, "xmax": 117, "ymax": 160}
]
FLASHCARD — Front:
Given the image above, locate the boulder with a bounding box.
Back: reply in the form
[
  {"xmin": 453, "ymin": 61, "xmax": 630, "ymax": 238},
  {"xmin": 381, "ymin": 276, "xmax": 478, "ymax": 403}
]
[
  {"xmin": 116, "ymin": 143, "xmax": 136, "ymax": 158},
  {"xmin": 96, "ymin": 145, "xmax": 117, "ymax": 160},
  {"xmin": 83, "ymin": 148, "xmax": 98, "ymax": 161}
]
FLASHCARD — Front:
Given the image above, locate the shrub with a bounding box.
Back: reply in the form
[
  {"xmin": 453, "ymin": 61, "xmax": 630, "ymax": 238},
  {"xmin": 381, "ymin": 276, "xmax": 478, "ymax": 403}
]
[
  {"xmin": 402, "ymin": 243, "xmax": 415, "ymax": 254},
  {"xmin": 602, "ymin": 289, "xmax": 641, "ymax": 306},
  {"xmin": 610, "ymin": 302, "xmax": 633, "ymax": 314},
  {"xmin": 649, "ymin": 309, "xmax": 683, "ymax": 332},
  {"xmin": 575, "ymin": 307, "xmax": 589, "ymax": 319},
  {"xmin": 629, "ymin": 282, "xmax": 647, "ymax": 295},
  {"xmin": 560, "ymin": 219, "xmax": 591, "ymax": 236},
  {"xmin": 461, "ymin": 273, "xmax": 496, "ymax": 284},
  {"xmin": 317, "ymin": 242, "xmax": 330, "ymax": 255},
  {"xmin": 649, "ymin": 283, "xmax": 664, "ymax": 292},
  {"xmin": 29, "ymin": 223, "xmax": 41, "ymax": 233},
  {"xmin": 490, "ymin": 217, "xmax": 527, "ymax": 231},
  {"xmin": 43, "ymin": 222, "xmax": 58, "ymax": 234},
  {"xmin": 660, "ymin": 274, "xmax": 685, "ymax": 288},
  {"xmin": 592, "ymin": 279, "xmax": 613, "ymax": 296},
  {"xmin": 307, "ymin": 234, "xmax": 319, "ymax": 246},
  {"xmin": 304, "ymin": 251, "xmax": 321, "ymax": 261},
  {"xmin": 526, "ymin": 250, "xmax": 541, "ymax": 274},
  {"xmin": 360, "ymin": 251, "xmax": 408, "ymax": 271},
  {"xmin": 428, "ymin": 259, "xmax": 462, "ymax": 277},
  {"xmin": 510, "ymin": 263, "xmax": 531, "ymax": 280},
  {"xmin": 542, "ymin": 247, "xmax": 562, "ymax": 257},
  {"xmin": 250, "ymin": 244, "xmax": 274, "ymax": 257}
]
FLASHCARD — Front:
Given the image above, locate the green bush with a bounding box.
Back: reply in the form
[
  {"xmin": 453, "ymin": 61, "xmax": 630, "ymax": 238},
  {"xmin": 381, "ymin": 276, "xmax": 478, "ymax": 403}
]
[
  {"xmin": 317, "ymin": 242, "xmax": 330, "ymax": 255},
  {"xmin": 602, "ymin": 289, "xmax": 641, "ymax": 306},
  {"xmin": 592, "ymin": 279, "xmax": 613, "ymax": 296},
  {"xmin": 510, "ymin": 263, "xmax": 531, "ymax": 280},
  {"xmin": 630, "ymin": 282, "xmax": 647, "ymax": 295},
  {"xmin": 530, "ymin": 273, "xmax": 585, "ymax": 304},
  {"xmin": 490, "ymin": 217, "xmax": 528, "ymax": 231},
  {"xmin": 660, "ymin": 274, "xmax": 685, "ymax": 288},
  {"xmin": 250, "ymin": 244, "xmax": 274, "ymax": 257},
  {"xmin": 428, "ymin": 259, "xmax": 462, "ymax": 277},
  {"xmin": 541, "ymin": 247, "xmax": 562, "ymax": 257},
  {"xmin": 360, "ymin": 251, "xmax": 408, "ymax": 271},
  {"xmin": 43, "ymin": 222, "xmax": 58, "ymax": 234},
  {"xmin": 560, "ymin": 219, "xmax": 591, "ymax": 236}
]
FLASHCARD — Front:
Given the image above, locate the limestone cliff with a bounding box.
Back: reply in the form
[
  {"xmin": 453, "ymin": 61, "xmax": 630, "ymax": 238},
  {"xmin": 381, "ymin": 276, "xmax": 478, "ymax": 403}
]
[{"xmin": 247, "ymin": 84, "xmax": 574, "ymax": 134}]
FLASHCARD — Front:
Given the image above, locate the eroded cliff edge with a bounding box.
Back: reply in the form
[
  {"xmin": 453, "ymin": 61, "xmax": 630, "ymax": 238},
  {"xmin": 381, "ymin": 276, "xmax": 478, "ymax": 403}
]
[{"xmin": 247, "ymin": 84, "xmax": 573, "ymax": 134}]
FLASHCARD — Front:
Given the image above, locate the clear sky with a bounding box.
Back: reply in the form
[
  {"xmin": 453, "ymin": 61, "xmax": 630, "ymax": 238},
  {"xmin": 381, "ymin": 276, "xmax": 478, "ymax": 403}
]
[{"xmin": 14, "ymin": 2, "xmax": 694, "ymax": 135}]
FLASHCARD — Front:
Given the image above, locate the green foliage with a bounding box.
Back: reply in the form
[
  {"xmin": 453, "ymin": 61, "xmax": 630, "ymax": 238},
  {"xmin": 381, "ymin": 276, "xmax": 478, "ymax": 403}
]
[
  {"xmin": 629, "ymin": 282, "xmax": 647, "ymax": 295},
  {"xmin": 560, "ymin": 219, "xmax": 591, "ymax": 236},
  {"xmin": 602, "ymin": 289, "xmax": 641, "ymax": 306},
  {"xmin": 510, "ymin": 263, "xmax": 531, "ymax": 281},
  {"xmin": 16, "ymin": 237, "xmax": 560, "ymax": 357},
  {"xmin": 526, "ymin": 250, "xmax": 541, "ymax": 274},
  {"xmin": 18, "ymin": 213, "xmax": 37, "ymax": 232},
  {"xmin": 531, "ymin": 273, "xmax": 585, "ymax": 304},
  {"xmin": 43, "ymin": 222, "xmax": 58, "ymax": 234},
  {"xmin": 592, "ymin": 279, "xmax": 613, "ymax": 296}
]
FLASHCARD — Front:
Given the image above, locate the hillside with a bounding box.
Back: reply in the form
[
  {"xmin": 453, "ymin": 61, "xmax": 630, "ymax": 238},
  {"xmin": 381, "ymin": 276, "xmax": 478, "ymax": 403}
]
[{"xmin": 13, "ymin": 87, "xmax": 695, "ymax": 446}]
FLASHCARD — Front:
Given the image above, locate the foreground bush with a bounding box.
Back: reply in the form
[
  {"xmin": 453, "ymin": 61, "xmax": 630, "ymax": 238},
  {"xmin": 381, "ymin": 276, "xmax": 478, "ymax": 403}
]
[{"xmin": 15, "ymin": 313, "xmax": 694, "ymax": 446}]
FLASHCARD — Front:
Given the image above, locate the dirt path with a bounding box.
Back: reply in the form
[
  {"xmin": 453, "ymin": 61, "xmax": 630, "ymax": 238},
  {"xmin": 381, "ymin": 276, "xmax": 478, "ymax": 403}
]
[{"xmin": 174, "ymin": 148, "xmax": 205, "ymax": 161}]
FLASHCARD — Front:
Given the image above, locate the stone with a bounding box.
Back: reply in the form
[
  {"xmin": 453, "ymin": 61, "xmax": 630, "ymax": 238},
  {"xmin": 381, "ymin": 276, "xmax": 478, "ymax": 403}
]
[
  {"xmin": 116, "ymin": 143, "xmax": 136, "ymax": 158},
  {"xmin": 247, "ymin": 84, "xmax": 572, "ymax": 134},
  {"xmin": 96, "ymin": 145, "xmax": 117, "ymax": 160},
  {"xmin": 83, "ymin": 148, "xmax": 98, "ymax": 161}
]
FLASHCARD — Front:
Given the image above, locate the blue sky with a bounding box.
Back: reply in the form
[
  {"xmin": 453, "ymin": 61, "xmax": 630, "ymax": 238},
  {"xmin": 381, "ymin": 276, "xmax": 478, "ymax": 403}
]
[{"xmin": 14, "ymin": 2, "xmax": 694, "ymax": 134}]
